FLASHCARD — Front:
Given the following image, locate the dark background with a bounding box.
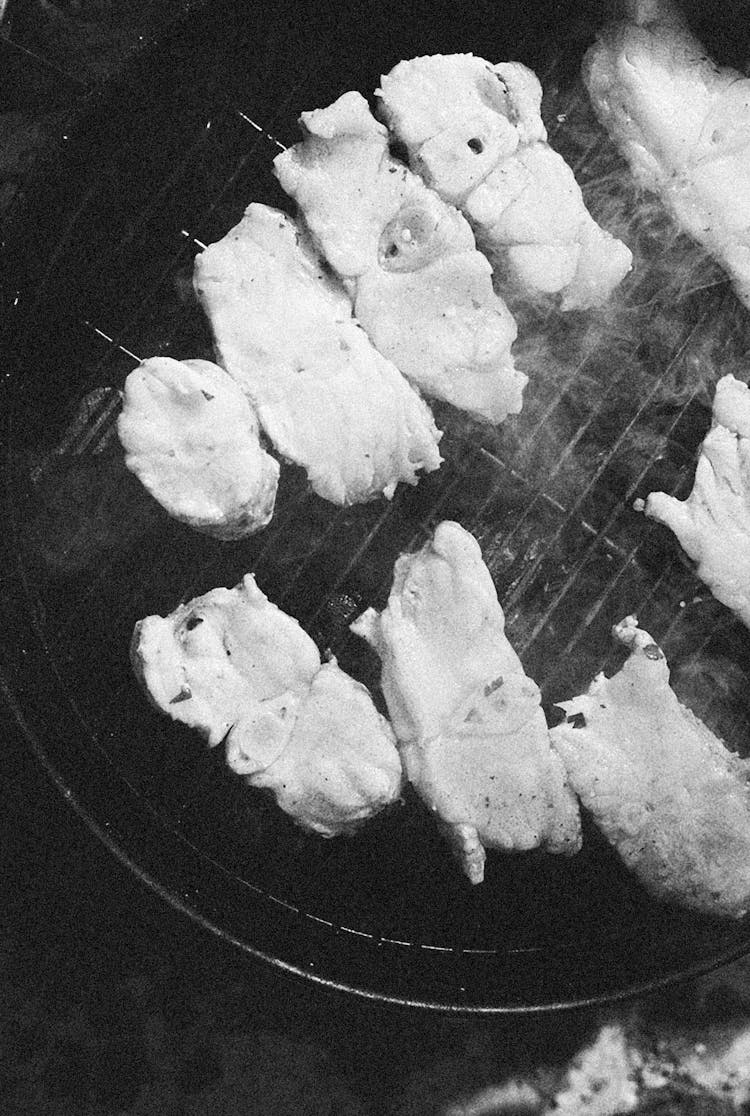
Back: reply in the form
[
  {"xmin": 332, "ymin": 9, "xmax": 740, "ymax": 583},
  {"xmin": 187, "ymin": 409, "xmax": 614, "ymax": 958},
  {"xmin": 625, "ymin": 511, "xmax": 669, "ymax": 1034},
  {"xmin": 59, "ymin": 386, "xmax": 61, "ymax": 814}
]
[{"xmin": 4, "ymin": 1, "xmax": 750, "ymax": 1112}]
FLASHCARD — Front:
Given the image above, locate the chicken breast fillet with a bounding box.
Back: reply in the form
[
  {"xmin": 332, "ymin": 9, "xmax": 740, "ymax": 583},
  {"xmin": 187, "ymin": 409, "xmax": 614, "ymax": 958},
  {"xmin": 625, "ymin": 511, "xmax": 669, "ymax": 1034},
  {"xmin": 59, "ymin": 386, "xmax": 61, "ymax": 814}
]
[
  {"xmin": 193, "ymin": 203, "xmax": 441, "ymax": 505},
  {"xmin": 550, "ymin": 616, "xmax": 750, "ymax": 918},
  {"xmin": 643, "ymin": 374, "xmax": 750, "ymax": 629},
  {"xmin": 117, "ymin": 357, "xmax": 279, "ymax": 539},
  {"xmin": 273, "ymin": 92, "xmax": 525, "ymax": 423},
  {"xmin": 378, "ymin": 54, "xmax": 632, "ymax": 310},
  {"xmin": 583, "ymin": 0, "xmax": 750, "ymax": 309},
  {"xmin": 132, "ymin": 574, "xmax": 402, "ymax": 836},
  {"xmin": 352, "ymin": 521, "xmax": 581, "ymax": 882}
]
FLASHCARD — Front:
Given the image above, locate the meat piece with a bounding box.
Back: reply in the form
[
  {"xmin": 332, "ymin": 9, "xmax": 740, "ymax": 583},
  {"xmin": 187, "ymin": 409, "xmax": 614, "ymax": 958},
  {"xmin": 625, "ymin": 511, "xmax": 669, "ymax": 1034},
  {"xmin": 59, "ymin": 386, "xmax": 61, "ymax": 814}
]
[
  {"xmin": 378, "ymin": 54, "xmax": 632, "ymax": 310},
  {"xmin": 132, "ymin": 575, "xmax": 402, "ymax": 836},
  {"xmin": 550, "ymin": 616, "xmax": 750, "ymax": 918},
  {"xmin": 193, "ymin": 203, "xmax": 441, "ymax": 505},
  {"xmin": 352, "ymin": 521, "xmax": 581, "ymax": 882},
  {"xmin": 583, "ymin": 0, "xmax": 750, "ymax": 309},
  {"xmin": 117, "ymin": 356, "xmax": 278, "ymax": 539},
  {"xmin": 642, "ymin": 374, "xmax": 750, "ymax": 628},
  {"xmin": 232, "ymin": 661, "xmax": 402, "ymax": 836},
  {"xmin": 274, "ymin": 92, "xmax": 525, "ymax": 423}
]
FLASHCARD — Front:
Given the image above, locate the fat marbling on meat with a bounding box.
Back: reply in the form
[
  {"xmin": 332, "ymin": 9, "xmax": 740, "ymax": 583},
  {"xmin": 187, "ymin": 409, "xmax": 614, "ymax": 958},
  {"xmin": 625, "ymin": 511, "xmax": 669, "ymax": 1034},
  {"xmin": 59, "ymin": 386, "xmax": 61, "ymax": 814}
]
[
  {"xmin": 550, "ymin": 616, "xmax": 750, "ymax": 918},
  {"xmin": 378, "ymin": 54, "xmax": 632, "ymax": 310},
  {"xmin": 132, "ymin": 575, "xmax": 402, "ymax": 836},
  {"xmin": 583, "ymin": 0, "xmax": 750, "ymax": 309},
  {"xmin": 117, "ymin": 356, "xmax": 279, "ymax": 539},
  {"xmin": 642, "ymin": 374, "xmax": 750, "ymax": 629},
  {"xmin": 273, "ymin": 92, "xmax": 525, "ymax": 423},
  {"xmin": 352, "ymin": 521, "xmax": 581, "ymax": 883},
  {"xmin": 193, "ymin": 203, "xmax": 442, "ymax": 505}
]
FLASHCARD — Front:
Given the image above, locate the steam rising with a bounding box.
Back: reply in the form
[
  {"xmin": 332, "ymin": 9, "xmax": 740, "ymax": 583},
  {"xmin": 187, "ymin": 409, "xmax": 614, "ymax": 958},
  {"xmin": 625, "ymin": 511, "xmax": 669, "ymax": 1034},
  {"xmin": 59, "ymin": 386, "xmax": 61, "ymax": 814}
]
[
  {"xmin": 25, "ymin": 60, "xmax": 750, "ymax": 754},
  {"xmin": 435, "ymin": 75, "xmax": 750, "ymax": 740}
]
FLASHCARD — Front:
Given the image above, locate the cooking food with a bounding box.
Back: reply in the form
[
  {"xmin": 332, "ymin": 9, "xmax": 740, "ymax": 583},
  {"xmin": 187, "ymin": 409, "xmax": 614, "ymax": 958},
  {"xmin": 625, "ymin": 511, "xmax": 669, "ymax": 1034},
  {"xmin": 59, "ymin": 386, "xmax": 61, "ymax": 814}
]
[
  {"xmin": 642, "ymin": 373, "xmax": 750, "ymax": 629},
  {"xmin": 117, "ymin": 26, "xmax": 750, "ymax": 947},
  {"xmin": 193, "ymin": 203, "xmax": 442, "ymax": 505},
  {"xmin": 117, "ymin": 356, "xmax": 279, "ymax": 539},
  {"xmin": 131, "ymin": 575, "xmax": 402, "ymax": 836},
  {"xmin": 378, "ymin": 54, "xmax": 633, "ymax": 309},
  {"xmin": 352, "ymin": 521, "xmax": 581, "ymax": 883},
  {"xmin": 551, "ymin": 616, "xmax": 750, "ymax": 918},
  {"xmin": 583, "ymin": 0, "xmax": 750, "ymax": 309},
  {"xmin": 273, "ymin": 91, "xmax": 526, "ymax": 423}
]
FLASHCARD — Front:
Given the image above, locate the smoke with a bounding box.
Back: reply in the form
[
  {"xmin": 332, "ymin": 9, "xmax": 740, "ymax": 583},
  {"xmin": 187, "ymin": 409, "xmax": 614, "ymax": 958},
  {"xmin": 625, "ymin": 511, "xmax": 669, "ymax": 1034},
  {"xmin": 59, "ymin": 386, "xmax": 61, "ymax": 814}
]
[
  {"xmin": 28, "ymin": 49, "xmax": 750, "ymax": 726},
  {"xmin": 432, "ymin": 72, "xmax": 750, "ymax": 703}
]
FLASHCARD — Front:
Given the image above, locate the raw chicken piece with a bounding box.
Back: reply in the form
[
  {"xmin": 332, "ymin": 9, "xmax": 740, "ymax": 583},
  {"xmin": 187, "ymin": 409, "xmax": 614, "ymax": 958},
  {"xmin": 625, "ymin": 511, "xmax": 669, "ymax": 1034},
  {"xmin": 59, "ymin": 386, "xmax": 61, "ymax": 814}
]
[
  {"xmin": 233, "ymin": 661, "xmax": 402, "ymax": 836},
  {"xmin": 583, "ymin": 0, "xmax": 750, "ymax": 308},
  {"xmin": 117, "ymin": 357, "xmax": 279, "ymax": 539},
  {"xmin": 193, "ymin": 204, "xmax": 441, "ymax": 505},
  {"xmin": 550, "ymin": 616, "xmax": 750, "ymax": 918},
  {"xmin": 274, "ymin": 92, "xmax": 525, "ymax": 423},
  {"xmin": 352, "ymin": 521, "xmax": 581, "ymax": 882},
  {"xmin": 642, "ymin": 374, "xmax": 750, "ymax": 628},
  {"xmin": 378, "ymin": 54, "xmax": 632, "ymax": 310},
  {"xmin": 132, "ymin": 575, "xmax": 402, "ymax": 836}
]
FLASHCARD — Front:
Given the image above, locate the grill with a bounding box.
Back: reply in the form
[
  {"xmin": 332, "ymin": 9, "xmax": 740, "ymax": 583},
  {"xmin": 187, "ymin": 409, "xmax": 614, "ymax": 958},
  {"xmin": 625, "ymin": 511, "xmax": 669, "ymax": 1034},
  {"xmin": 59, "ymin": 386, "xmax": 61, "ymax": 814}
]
[{"xmin": 3, "ymin": 0, "xmax": 750, "ymax": 1011}]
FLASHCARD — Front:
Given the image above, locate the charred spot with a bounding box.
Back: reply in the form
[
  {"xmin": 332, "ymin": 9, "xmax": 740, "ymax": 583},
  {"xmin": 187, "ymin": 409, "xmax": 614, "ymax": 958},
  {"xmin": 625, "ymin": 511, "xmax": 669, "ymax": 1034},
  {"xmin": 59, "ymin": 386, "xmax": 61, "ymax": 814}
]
[
  {"xmin": 546, "ymin": 704, "xmax": 567, "ymax": 727},
  {"xmin": 200, "ymin": 390, "xmax": 215, "ymax": 401},
  {"xmin": 387, "ymin": 136, "xmax": 410, "ymax": 165},
  {"xmin": 185, "ymin": 615, "xmax": 203, "ymax": 631},
  {"xmin": 319, "ymin": 257, "xmax": 337, "ymax": 281},
  {"xmin": 467, "ymin": 137, "xmax": 484, "ymax": 154},
  {"xmin": 567, "ymin": 711, "xmax": 587, "ymax": 729}
]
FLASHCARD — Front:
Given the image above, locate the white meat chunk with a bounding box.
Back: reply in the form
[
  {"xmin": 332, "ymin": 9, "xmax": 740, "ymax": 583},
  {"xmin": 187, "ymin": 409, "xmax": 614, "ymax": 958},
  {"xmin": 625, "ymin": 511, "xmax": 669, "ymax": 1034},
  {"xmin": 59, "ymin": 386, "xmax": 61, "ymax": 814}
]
[
  {"xmin": 550, "ymin": 616, "xmax": 750, "ymax": 918},
  {"xmin": 583, "ymin": 0, "xmax": 750, "ymax": 309},
  {"xmin": 352, "ymin": 521, "xmax": 581, "ymax": 882},
  {"xmin": 273, "ymin": 92, "xmax": 525, "ymax": 423},
  {"xmin": 240, "ymin": 661, "xmax": 403, "ymax": 836},
  {"xmin": 131, "ymin": 574, "xmax": 402, "ymax": 836},
  {"xmin": 193, "ymin": 203, "xmax": 441, "ymax": 505},
  {"xmin": 378, "ymin": 55, "xmax": 632, "ymax": 310},
  {"xmin": 643, "ymin": 374, "xmax": 750, "ymax": 628},
  {"xmin": 117, "ymin": 357, "xmax": 279, "ymax": 539}
]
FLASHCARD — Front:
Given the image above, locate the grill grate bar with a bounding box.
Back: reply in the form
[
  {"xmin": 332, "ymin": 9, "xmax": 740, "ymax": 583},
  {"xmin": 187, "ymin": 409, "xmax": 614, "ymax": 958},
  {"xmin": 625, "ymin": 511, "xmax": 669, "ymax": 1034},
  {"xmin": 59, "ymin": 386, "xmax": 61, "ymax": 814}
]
[
  {"xmin": 299, "ymin": 502, "xmax": 405, "ymax": 630},
  {"xmin": 477, "ymin": 444, "xmax": 608, "ymax": 542},
  {"xmin": 502, "ymin": 303, "xmax": 715, "ymax": 620},
  {"xmin": 303, "ymin": 464, "xmax": 472, "ymax": 640},
  {"xmin": 517, "ymin": 378, "xmax": 708, "ymax": 660},
  {"xmin": 514, "ymin": 342, "xmax": 600, "ymax": 458},
  {"xmin": 489, "ymin": 348, "xmax": 654, "ymax": 572},
  {"xmin": 546, "ymin": 460, "xmax": 701, "ymax": 672},
  {"xmin": 551, "ymin": 534, "xmax": 681, "ymax": 680}
]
